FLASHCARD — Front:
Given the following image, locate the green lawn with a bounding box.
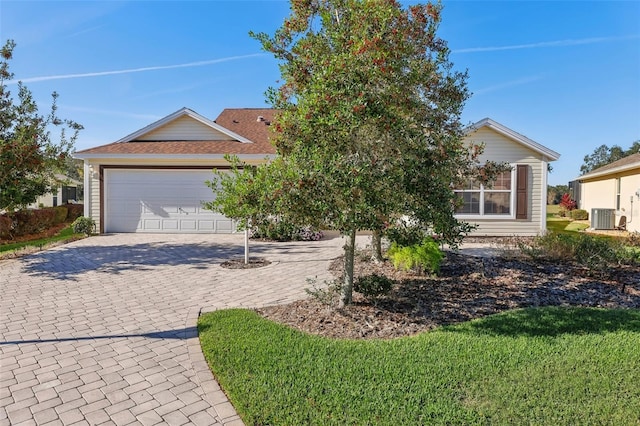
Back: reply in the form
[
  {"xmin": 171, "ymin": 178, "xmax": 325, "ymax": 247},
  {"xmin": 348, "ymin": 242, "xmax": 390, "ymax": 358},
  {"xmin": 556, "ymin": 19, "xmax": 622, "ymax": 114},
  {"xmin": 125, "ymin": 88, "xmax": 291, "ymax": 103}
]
[
  {"xmin": 0, "ymin": 226, "xmax": 83, "ymax": 255},
  {"xmin": 198, "ymin": 307, "xmax": 640, "ymax": 425}
]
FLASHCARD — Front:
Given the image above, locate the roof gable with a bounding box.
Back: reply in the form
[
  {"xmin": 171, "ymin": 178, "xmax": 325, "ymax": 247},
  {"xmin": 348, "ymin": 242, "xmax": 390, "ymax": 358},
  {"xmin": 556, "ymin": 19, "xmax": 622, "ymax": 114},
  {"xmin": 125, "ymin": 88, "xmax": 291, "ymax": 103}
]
[
  {"xmin": 117, "ymin": 107, "xmax": 252, "ymax": 143},
  {"xmin": 466, "ymin": 118, "xmax": 560, "ymax": 161},
  {"xmin": 579, "ymin": 152, "xmax": 640, "ymax": 180}
]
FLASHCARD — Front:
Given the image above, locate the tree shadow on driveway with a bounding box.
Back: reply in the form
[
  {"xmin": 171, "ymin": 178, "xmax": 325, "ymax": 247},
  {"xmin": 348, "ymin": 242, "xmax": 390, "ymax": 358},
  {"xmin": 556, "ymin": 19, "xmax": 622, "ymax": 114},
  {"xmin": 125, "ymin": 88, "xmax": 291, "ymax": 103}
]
[
  {"xmin": 18, "ymin": 237, "xmax": 340, "ymax": 280},
  {"xmin": 0, "ymin": 326, "xmax": 199, "ymax": 345}
]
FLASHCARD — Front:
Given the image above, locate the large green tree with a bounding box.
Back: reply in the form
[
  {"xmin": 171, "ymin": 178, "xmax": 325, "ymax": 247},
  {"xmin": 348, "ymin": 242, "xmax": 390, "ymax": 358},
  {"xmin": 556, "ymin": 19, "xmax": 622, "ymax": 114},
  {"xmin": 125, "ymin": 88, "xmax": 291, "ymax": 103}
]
[
  {"xmin": 580, "ymin": 141, "xmax": 640, "ymax": 174},
  {"xmin": 208, "ymin": 0, "xmax": 500, "ymax": 306},
  {"xmin": 0, "ymin": 40, "xmax": 82, "ymax": 211}
]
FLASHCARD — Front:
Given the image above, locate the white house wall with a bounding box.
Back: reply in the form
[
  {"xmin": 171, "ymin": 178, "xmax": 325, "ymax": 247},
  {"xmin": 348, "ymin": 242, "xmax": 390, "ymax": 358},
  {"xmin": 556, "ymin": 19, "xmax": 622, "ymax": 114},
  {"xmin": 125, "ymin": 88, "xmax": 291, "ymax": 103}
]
[
  {"xmin": 460, "ymin": 127, "xmax": 547, "ymax": 236},
  {"xmin": 136, "ymin": 115, "xmax": 231, "ymax": 141}
]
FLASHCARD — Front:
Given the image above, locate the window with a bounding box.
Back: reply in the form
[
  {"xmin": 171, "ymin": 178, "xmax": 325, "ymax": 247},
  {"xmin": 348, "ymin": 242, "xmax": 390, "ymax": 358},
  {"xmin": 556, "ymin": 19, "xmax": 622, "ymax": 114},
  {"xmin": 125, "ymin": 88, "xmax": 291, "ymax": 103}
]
[
  {"xmin": 616, "ymin": 178, "xmax": 621, "ymax": 210},
  {"xmin": 454, "ymin": 169, "xmax": 514, "ymax": 217}
]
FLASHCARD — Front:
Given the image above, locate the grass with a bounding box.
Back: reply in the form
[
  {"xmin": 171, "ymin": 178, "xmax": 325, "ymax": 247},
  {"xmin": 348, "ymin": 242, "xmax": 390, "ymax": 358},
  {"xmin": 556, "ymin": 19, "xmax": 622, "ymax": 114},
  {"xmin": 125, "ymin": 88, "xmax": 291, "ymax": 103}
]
[
  {"xmin": 0, "ymin": 226, "xmax": 83, "ymax": 254},
  {"xmin": 198, "ymin": 307, "xmax": 640, "ymax": 425}
]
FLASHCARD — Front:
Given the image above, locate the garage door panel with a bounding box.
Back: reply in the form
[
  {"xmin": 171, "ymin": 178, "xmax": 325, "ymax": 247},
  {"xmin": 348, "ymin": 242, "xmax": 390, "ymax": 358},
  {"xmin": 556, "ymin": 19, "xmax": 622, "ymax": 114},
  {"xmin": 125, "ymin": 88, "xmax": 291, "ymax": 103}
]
[{"xmin": 105, "ymin": 169, "xmax": 234, "ymax": 233}]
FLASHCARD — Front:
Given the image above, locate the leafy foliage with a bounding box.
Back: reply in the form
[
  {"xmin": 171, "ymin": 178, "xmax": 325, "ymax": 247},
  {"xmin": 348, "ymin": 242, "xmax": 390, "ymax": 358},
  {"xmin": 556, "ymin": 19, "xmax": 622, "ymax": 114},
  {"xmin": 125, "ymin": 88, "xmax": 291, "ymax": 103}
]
[
  {"xmin": 518, "ymin": 232, "xmax": 638, "ymax": 272},
  {"xmin": 250, "ymin": 216, "xmax": 323, "ymax": 241},
  {"xmin": 209, "ymin": 1, "xmax": 507, "ymax": 306},
  {"xmin": 547, "ymin": 184, "xmax": 569, "ymax": 205},
  {"xmin": 387, "ymin": 238, "xmax": 443, "ymax": 274},
  {"xmin": 569, "ymin": 209, "xmax": 588, "ymax": 220},
  {"xmin": 71, "ymin": 216, "xmax": 96, "ymax": 236},
  {"xmin": 353, "ymin": 273, "xmax": 394, "ymax": 301},
  {"xmin": 0, "ymin": 40, "xmax": 82, "ymax": 211},
  {"xmin": 580, "ymin": 141, "xmax": 640, "ymax": 174}
]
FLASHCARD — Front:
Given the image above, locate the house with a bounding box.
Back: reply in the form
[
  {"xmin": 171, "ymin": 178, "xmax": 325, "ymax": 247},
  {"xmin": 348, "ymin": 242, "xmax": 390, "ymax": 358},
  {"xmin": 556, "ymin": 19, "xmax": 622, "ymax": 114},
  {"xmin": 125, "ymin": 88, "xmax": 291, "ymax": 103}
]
[
  {"xmin": 74, "ymin": 108, "xmax": 276, "ymax": 234},
  {"xmin": 75, "ymin": 109, "xmax": 559, "ymax": 236},
  {"xmin": 576, "ymin": 153, "xmax": 640, "ymax": 233},
  {"xmin": 28, "ymin": 174, "xmax": 82, "ymax": 208},
  {"xmin": 454, "ymin": 118, "xmax": 560, "ymax": 236}
]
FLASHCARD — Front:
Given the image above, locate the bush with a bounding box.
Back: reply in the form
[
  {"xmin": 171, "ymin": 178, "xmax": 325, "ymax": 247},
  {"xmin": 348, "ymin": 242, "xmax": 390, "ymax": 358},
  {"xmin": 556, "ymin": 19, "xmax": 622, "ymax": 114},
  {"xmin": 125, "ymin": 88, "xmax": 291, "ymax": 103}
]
[
  {"xmin": 72, "ymin": 216, "xmax": 96, "ymax": 236},
  {"xmin": 354, "ymin": 274, "xmax": 394, "ymax": 301},
  {"xmin": 570, "ymin": 209, "xmax": 588, "ymax": 220},
  {"xmin": 385, "ymin": 221, "xmax": 428, "ymax": 247},
  {"xmin": 387, "ymin": 238, "xmax": 443, "ymax": 275},
  {"xmin": 0, "ymin": 215, "xmax": 12, "ymax": 239},
  {"xmin": 66, "ymin": 204, "xmax": 84, "ymax": 221},
  {"xmin": 52, "ymin": 206, "xmax": 69, "ymax": 224},
  {"xmin": 519, "ymin": 232, "xmax": 636, "ymax": 271},
  {"xmin": 250, "ymin": 217, "xmax": 323, "ymax": 241},
  {"xmin": 8, "ymin": 209, "xmax": 57, "ymax": 237}
]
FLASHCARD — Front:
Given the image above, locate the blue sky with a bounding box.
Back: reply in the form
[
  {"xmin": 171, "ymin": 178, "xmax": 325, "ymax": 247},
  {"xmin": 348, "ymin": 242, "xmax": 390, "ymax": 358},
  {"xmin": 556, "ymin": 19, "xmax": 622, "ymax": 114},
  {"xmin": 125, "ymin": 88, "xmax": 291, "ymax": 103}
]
[{"xmin": 2, "ymin": 0, "xmax": 639, "ymax": 186}]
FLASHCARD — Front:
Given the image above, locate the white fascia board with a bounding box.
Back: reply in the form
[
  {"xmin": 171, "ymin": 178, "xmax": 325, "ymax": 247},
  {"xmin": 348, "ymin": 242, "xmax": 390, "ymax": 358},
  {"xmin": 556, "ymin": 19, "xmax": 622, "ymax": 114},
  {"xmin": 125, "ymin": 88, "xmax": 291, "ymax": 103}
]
[
  {"xmin": 467, "ymin": 118, "xmax": 561, "ymax": 161},
  {"xmin": 73, "ymin": 153, "xmax": 276, "ymax": 161},
  {"xmin": 115, "ymin": 107, "xmax": 253, "ymax": 144},
  {"xmin": 577, "ymin": 162, "xmax": 640, "ymax": 181}
]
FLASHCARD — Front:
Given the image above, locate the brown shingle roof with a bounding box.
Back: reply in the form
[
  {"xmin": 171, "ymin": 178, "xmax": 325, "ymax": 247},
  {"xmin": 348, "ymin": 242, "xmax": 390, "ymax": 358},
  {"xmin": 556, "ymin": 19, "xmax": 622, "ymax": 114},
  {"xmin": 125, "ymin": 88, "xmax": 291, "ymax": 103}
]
[
  {"xmin": 76, "ymin": 108, "xmax": 277, "ymax": 156},
  {"xmin": 581, "ymin": 152, "xmax": 640, "ymax": 177}
]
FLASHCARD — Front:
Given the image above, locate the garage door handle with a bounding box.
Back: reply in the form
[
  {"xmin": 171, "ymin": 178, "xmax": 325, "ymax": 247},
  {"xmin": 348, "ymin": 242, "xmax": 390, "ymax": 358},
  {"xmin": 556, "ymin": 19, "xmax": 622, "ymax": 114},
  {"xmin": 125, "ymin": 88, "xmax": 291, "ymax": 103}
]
[{"xmin": 179, "ymin": 207, "xmax": 188, "ymax": 215}]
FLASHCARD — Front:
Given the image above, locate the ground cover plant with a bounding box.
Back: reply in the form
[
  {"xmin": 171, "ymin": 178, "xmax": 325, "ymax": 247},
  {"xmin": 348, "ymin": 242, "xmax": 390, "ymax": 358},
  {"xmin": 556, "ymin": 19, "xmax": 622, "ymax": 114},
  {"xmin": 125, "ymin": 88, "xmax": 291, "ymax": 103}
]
[{"xmin": 199, "ymin": 307, "xmax": 640, "ymax": 425}]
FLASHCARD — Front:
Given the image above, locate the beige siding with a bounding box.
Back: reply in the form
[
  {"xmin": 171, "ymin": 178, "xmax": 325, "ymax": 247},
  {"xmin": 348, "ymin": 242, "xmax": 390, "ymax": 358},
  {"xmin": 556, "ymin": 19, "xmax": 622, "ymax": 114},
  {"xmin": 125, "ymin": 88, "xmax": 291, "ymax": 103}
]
[
  {"xmin": 90, "ymin": 163, "xmax": 101, "ymax": 232},
  {"xmin": 458, "ymin": 128, "xmax": 547, "ymax": 236},
  {"xmin": 581, "ymin": 169, "xmax": 640, "ymax": 233},
  {"xmin": 136, "ymin": 116, "xmax": 231, "ymax": 141}
]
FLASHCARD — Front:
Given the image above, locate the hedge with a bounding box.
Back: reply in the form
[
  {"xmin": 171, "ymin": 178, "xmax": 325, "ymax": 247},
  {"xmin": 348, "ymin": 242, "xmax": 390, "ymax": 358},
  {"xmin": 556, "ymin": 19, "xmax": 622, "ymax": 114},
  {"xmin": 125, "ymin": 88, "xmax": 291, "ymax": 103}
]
[{"xmin": 0, "ymin": 204, "xmax": 84, "ymax": 240}]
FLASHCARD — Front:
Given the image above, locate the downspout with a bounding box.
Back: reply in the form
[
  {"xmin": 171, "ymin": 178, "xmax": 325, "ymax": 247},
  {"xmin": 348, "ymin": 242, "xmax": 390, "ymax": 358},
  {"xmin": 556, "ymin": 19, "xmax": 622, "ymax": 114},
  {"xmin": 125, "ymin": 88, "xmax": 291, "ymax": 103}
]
[
  {"xmin": 540, "ymin": 159, "xmax": 549, "ymax": 234},
  {"xmin": 83, "ymin": 160, "xmax": 91, "ymax": 218}
]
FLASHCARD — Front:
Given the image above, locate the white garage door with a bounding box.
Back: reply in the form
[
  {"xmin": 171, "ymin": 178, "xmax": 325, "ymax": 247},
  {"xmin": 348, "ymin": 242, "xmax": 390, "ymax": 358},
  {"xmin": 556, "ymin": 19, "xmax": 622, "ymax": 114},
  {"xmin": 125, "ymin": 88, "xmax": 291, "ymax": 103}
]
[{"xmin": 105, "ymin": 169, "xmax": 235, "ymax": 233}]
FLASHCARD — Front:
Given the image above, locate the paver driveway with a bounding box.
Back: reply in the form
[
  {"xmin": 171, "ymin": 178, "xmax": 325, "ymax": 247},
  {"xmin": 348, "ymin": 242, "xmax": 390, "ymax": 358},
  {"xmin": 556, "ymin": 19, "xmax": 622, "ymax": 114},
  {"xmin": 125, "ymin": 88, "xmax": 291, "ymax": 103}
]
[{"xmin": 0, "ymin": 233, "xmax": 348, "ymax": 425}]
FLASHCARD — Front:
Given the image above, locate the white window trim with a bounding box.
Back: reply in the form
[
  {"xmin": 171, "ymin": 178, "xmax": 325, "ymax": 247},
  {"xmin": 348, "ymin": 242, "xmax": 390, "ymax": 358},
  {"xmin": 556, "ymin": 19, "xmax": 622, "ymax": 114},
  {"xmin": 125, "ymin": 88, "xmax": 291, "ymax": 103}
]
[{"xmin": 454, "ymin": 166, "xmax": 516, "ymax": 220}]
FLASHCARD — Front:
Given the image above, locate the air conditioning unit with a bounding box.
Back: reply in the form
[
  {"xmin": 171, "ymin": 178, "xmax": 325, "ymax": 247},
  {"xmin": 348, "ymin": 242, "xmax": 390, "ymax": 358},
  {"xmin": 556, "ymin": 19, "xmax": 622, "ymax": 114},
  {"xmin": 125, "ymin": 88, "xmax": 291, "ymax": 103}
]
[{"xmin": 591, "ymin": 208, "xmax": 616, "ymax": 230}]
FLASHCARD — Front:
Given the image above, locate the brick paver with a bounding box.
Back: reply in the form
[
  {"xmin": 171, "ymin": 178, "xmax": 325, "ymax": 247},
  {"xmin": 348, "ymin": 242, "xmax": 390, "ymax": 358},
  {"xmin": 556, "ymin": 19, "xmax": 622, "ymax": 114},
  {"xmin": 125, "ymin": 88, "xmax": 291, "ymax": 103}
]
[{"xmin": 1, "ymin": 233, "xmax": 351, "ymax": 425}]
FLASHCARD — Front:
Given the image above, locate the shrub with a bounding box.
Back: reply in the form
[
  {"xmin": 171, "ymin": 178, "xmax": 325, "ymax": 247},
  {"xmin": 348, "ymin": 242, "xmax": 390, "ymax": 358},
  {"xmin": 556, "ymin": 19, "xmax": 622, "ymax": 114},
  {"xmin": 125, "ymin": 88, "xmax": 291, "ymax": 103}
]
[
  {"xmin": 66, "ymin": 204, "xmax": 84, "ymax": 221},
  {"xmin": 570, "ymin": 209, "xmax": 588, "ymax": 220},
  {"xmin": 0, "ymin": 215, "xmax": 12, "ymax": 240},
  {"xmin": 9, "ymin": 208, "xmax": 57, "ymax": 237},
  {"xmin": 354, "ymin": 274, "xmax": 394, "ymax": 301},
  {"xmin": 519, "ymin": 232, "xmax": 636, "ymax": 271},
  {"xmin": 250, "ymin": 217, "xmax": 323, "ymax": 241},
  {"xmin": 387, "ymin": 238, "xmax": 443, "ymax": 275},
  {"xmin": 385, "ymin": 221, "xmax": 428, "ymax": 247},
  {"xmin": 53, "ymin": 206, "xmax": 69, "ymax": 224},
  {"xmin": 72, "ymin": 216, "xmax": 96, "ymax": 236}
]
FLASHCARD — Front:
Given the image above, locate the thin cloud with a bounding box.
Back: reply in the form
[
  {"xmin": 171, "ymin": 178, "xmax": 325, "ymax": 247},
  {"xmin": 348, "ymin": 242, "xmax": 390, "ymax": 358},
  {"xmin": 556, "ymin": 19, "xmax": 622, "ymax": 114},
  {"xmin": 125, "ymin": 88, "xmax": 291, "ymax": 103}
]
[
  {"xmin": 474, "ymin": 75, "xmax": 545, "ymax": 95},
  {"xmin": 453, "ymin": 35, "xmax": 639, "ymax": 53},
  {"xmin": 7, "ymin": 53, "xmax": 267, "ymax": 84},
  {"xmin": 60, "ymin": 105, "xmax": 162, "ymax": 121}
]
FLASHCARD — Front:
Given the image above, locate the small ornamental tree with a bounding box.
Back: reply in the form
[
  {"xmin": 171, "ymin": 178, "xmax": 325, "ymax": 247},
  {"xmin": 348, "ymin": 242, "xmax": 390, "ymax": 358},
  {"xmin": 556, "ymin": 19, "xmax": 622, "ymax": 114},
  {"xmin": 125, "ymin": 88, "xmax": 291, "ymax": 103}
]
[
  {"xmin": 559, "ymin": 193, "xmax": 577, "ymax": 212},
  {"xmin": 208, "ymin": 0, "xmax": 506, "ymax": 307},
  {"xmin": 0, "ymin": 40, "xmax": 82, "ymax": 211}
]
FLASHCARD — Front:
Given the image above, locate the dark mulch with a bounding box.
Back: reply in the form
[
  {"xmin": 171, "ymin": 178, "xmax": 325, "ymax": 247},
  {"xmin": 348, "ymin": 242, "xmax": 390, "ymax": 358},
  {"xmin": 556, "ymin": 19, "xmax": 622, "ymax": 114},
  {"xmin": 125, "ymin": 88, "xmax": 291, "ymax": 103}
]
[
  {"xmin": 221, "ymin": 257, "xmax": 272, "ymax": 269},
  {"xmin": 257, "ymin": 250, "xmax": 640, "ymax": 340}
]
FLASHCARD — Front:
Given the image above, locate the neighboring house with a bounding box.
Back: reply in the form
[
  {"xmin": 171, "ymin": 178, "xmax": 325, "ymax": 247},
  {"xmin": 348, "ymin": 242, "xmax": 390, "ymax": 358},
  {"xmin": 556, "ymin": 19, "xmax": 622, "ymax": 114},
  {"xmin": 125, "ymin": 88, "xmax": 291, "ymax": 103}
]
[
  {"xmin": 75, "ymin": 109, "xmax": 559, "ymax": 236},
  {"xmin": 455, "ymin": 118, "xmax": 560, "ymax": 236},
  {"xmin": 576, "ymin": 153, "xmax": 640, "ymax": 233},
  {"xmin": 28, "ymin": 174, "xmax": 82, "ymax": 208}
]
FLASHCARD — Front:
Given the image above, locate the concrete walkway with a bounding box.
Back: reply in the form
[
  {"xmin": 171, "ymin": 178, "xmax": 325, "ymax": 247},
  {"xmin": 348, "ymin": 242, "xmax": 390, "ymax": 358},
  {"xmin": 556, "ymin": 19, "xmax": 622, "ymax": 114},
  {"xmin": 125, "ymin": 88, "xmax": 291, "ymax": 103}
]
[{"xmin": 0, "ymin": 233, "xmax": 351, "ymax": 426}]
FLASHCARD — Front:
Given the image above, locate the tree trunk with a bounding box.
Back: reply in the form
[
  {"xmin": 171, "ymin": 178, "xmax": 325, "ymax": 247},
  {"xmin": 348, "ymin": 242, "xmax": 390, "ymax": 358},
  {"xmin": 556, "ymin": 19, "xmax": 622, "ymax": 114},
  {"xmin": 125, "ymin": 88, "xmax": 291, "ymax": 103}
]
[
  {"xmin": 340, "ymin": 229, "xmax": 356, "ymax": 308},
  {"xmin": 371, "ymin": 229, "xmax": 383, "ymax": 263}
]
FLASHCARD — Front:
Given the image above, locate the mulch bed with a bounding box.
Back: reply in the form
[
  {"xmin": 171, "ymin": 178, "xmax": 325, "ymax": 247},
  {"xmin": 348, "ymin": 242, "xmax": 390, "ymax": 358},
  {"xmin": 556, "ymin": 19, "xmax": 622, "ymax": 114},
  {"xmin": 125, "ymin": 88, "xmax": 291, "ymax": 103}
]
[
  {"xmin": 257, "ymin": 250, "xmax": 640, "ymax": 340},
  {"xmin": 221, "ymin": 257, "xmax": 272, "ymax": 269}
]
